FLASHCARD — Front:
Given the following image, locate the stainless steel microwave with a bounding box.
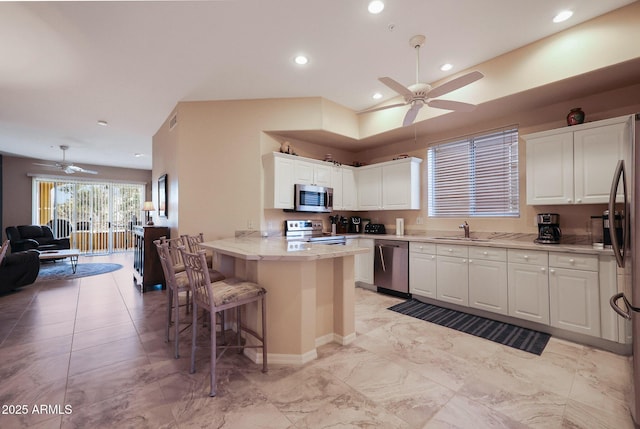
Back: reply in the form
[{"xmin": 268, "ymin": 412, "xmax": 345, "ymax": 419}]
[{"xmin": 294, "ymin": 184, "xmax": 333, "ymax": 213}]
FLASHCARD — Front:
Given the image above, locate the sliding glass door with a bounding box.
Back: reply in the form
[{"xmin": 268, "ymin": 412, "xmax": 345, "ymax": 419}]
[{"xmin": 33, "ymin": 178, "xmax": 145, "ymax": 254}]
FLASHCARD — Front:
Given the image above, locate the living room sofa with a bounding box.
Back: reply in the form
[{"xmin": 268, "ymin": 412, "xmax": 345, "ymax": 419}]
[
  {"xmin": 0, "ymin": 249, "xmax": 40, "ymax": 293},
  {"xmin": 5, "ymin": 225, "xmax": 71, "ymax": 253}
]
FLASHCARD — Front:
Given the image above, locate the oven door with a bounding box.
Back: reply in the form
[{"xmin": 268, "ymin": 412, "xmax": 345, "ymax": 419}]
[{"xmin": 295, "ymin": 184, "xmax": 333, "ymax": 213}]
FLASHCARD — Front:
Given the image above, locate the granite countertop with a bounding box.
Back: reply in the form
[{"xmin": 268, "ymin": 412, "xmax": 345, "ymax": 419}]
[
  {"xmin": 199, "ymin": 237, "xmax": 370, "ymax": 261},
  {"xmin": 347, "ymin": 231, "xmax": 615, "ymax": 256}
]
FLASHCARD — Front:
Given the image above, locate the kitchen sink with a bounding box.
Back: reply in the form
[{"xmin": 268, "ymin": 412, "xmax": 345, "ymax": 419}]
[{"xmin": 431, "ymin": 237, "xmax": 489, "ymax": 242}]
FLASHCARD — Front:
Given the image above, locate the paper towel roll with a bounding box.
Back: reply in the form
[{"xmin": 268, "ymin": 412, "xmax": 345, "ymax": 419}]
[{"xmin": 396, "ymin": 218, "xmax": 404, "ymax": 236}]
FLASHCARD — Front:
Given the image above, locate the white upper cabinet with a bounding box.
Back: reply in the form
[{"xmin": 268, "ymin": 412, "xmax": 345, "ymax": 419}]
[
  {"xmin": 356, "ymin": 157, "xmax": 422, "ymax": 210},
  {"xmin": 381, "ymin": 159, "xmax": 421, "ymax": 210},
  {"xmin": 264, "ymin": 152, "xmax": 421, "ymax": 212},
  {"xmin": 263, "ymin": 152, "xmax": 295, "ymax": 209},
  {"xmin": 331, "ymin": 165, "xmax": 357, "ymax": 211},
  {"xmin": 356, "ymin": 166, "xmax": 382, "ymax": 210},
  {"xmin": 294, "ymin": 159, "xmax": 332, "ymax": 187},
  {"xmin": 525, "ymin": 132, "xmax": 574, "ymax": 204},
  {"xmin": 574, "ymin": 122, "xmax": 630, "ymax": 203},
  {"xmin": 525, "ymin": 115, "xmax": 633, "ymax": 205}
]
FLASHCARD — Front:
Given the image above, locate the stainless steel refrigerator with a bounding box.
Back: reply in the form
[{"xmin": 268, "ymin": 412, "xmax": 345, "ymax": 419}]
[{"xmin": 609, "ymin": 114, "xmax": 640, "ymax": 425}]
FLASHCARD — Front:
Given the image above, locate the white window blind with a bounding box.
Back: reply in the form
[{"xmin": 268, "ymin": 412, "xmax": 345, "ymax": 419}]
[{"xmin": 427, "ymin": 127, "xmax": 519, "ymax": 217}]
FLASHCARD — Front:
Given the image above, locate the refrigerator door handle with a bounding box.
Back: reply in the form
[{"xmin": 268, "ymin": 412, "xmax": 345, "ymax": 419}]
[
  {"xmin": 609, "ymin": 292, "xmax": 640, "ymax": 320},
  {"xmin": 608, "ymin": 160, "xmax": 627, "ymax": 268}
]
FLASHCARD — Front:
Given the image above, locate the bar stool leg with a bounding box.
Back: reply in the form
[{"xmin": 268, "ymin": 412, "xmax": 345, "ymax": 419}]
[{"xmin": 262, "ymin": 297, "xmax": 267, "ymax": 373}]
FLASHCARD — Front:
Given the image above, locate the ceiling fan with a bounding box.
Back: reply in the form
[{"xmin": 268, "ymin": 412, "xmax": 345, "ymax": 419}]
[
  {"xmin": 33, "ymin": 145, "xmax": 98, "ymax": 175},
  {"xmin": 361, "ymin": 34, "xmax": 484, "ymax": 127}
]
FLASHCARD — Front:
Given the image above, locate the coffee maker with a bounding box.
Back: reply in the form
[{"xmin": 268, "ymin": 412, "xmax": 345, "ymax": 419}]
[
  {"xmin": 535, "ymin": 213, "xmax": 562, "ymax": 244},
  {"xmin": 348, "ymin": 216, "xmax": 361, "ymax": 233}
]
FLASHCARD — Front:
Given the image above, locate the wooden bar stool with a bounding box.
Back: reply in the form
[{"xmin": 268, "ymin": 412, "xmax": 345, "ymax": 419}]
[{"xmin": 180, "ymin": 247, "xmax": 267, "ymax": 397}]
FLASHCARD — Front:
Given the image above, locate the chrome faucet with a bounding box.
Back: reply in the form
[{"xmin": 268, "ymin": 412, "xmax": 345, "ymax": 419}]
[{"xmin": 459, "ymin": 221, "xmax": 470, "ymax": 238}]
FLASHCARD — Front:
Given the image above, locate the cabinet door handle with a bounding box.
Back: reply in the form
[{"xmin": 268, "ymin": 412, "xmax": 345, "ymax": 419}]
[
  {"xmin": 431, "ymin": 255, "xmax": 436, "ymax": 260},
  {"xmin": 524, "ymin": 255, "xmax": 529, "ymax": 260},
  {"xmin": 576, "ymin": 199, "xmax": 582, "ymax": 203},
  {"xmin": 483, "ymin": 251, "xmax": 488, "ymax": 255},
  {"xmin": 567, "ymin": 199, "xmax": 572, "ymax": 203},
  {"xmin": 569, "ymin": 258, "xmax": 575, "ymax": 264},
  {"xmin": 540, "ymin": 267, "xmax": 546, "ymax": 272},
  {"xmin": 468, "ymin": 259, "xmax": 473, "ymax": 263},
  {"xmin": 550, "ymin": 269, "xmax": 555, "ymax": 274},
  {"xmin": 448, "ymin": 248, "xmax": 453, "ymax": 252}
]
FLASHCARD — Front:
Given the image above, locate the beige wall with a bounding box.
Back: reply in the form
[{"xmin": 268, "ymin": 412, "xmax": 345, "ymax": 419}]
[
  {"xmin": 153, "ymin": 97, "xmax": 348, "ymax": 240},
  {"xmin": 1, "ymin": 155, "xmax": 151, "ymax": 242}
]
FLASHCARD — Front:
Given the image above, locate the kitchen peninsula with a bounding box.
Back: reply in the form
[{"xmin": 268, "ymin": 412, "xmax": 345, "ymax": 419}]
[{"xmin": 199, "ymin": 237, "xmax": 369, "ymax": 364}]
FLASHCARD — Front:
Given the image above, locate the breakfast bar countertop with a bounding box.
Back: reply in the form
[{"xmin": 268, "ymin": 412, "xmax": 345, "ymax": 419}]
[{"xmin": 199, "ymin": 236, "xmax": 370, "ymax": 261}]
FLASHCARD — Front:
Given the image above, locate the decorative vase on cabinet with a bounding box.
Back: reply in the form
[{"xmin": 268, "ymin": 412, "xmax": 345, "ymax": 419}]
[{"xmin": 567, "ymin": 107, "xmax": 585, "ymax": 126}]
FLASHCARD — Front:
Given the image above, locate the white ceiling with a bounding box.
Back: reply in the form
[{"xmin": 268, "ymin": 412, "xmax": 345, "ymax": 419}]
[{"xmin": 0, "ymin": 0, "xmax": 636, "ymax": 170}]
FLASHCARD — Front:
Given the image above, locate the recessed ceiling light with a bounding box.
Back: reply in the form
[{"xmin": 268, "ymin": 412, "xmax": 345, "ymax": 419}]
[
  {"xmin": 440, "ymin": 63, "xmax": 453, "ymax": 71},
  {"xmin": 368, "ymin": 0, "xmax": 384, "ymax": 14},
  {"xmin": 97, "ymin": 120, "xmax": 108, "ymax": 127},
  {"xmin": 134, "ymin": 153, "xmax": 144, "ymax": 158},
  {"xmin": 372, "ymin": 92, "xmax": 383, "ymax": 100},
  {"xmin": 553, "ymin": 10, "xmax": 573, "ymax": 23},
  {"xmin": 294, "ymin": 55, "xmax": 308, "ymax": 65}
]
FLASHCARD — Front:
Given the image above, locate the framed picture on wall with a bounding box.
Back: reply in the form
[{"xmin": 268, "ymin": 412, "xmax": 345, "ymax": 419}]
[{"xmin": 158, "ymin": 174, "xmax": 167, "ymax": 218}]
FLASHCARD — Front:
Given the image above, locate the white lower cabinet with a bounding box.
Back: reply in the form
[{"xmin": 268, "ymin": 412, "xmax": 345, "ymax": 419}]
[
  {"xmin": 436, "ymin": 245, "xmax": 469, "ymax": 306},
  {"xmin": 354, "ymin": 238, "xmax": 374, "ymax": 284},
  {"xmin": 507, "ymin": 249, "xmax": 550, "ymax": 324},
  {"xmin": 549, "ymin": 253, "xmax": 600, "ymax": 337},
  {"xmin": 409, "ymin": 242, "xmax": 437, "ymax": 299},
  {"xmin": 468, "ymin": 247, "xmax": 508, "ymax": 315}
]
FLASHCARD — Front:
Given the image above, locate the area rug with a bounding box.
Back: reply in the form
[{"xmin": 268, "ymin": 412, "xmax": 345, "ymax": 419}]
[
  {"xmin": 38, "ymin": 263, "xmax": 123, "ymax": 282},
  {"xmin": 388, "ymin": 299, "xmax": 550, "ymax": 355}
]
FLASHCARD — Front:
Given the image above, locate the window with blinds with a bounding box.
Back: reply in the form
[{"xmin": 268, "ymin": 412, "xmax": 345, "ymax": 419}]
[{"xmin": 427, "ymin": 127, "xmax": 519, "ymax": 217}]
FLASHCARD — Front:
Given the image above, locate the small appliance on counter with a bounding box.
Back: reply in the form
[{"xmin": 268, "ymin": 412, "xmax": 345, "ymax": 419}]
[
  {"xmin": 348, "ymin": 216, "xmax": 361, "ymax": 233},
  {"xmin": 603, "ymin": 210, "xmax": 624, "ymax": 248},
  {"xmin": 534, "ymin": 213, "xmax": 562, "ymax": 244},
  {"xmin": 364, "ymin": 223, "xmax": 386, "ymax": 235}
]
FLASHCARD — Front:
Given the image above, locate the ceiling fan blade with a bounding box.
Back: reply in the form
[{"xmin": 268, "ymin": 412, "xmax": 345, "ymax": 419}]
[
  {"xmin": 402, "ymin": 102, "xmax": 423, "ymax": 127},
  {"xmin": 427, "ymin": 99, "xmax": 477, "ymax": 112},
  {"xmin": 426, "ymin": 71, "xmax": 484, "ymax": 99},
  {"xmin": 379, "ymin": 77, "xmax": 414, "ymax": 99},
  {"xmin": 67, "ymin": 164, "xmax": 98, "ymax": 174},
  {"xmin": 33, "ymin": 162, "xmax": 57, "ymax": 168},
  {"xmin": 357, "ymin": 102, "xmax": 408, "ymax": 114}
]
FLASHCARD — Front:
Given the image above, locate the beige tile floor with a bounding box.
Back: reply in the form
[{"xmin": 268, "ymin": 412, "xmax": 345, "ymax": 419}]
[{"xmin": 0, "ymin": 252, "xmax": 635, "ymax": 428}]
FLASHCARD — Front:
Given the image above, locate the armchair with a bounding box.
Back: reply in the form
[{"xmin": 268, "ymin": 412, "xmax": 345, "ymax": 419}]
[
  {"xmin": 0, "ymin": 241, "xmax": 40, "ymax": 293},
  {"xmin": 5, "ymin": 225, "xmax": 71, "ymax": 253}
]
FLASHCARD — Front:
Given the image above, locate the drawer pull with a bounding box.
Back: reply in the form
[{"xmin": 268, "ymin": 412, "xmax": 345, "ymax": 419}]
[
  {"xmin": 540, "ymin": 267, "xmax": 546, "ymax": 272},
  {"xmin": 483, "ymin": 251, "xmax": 488, "ymax": 255},
  {"xmin": 569, "ymin": 258, "xmax": 575, "ymax": 264}
]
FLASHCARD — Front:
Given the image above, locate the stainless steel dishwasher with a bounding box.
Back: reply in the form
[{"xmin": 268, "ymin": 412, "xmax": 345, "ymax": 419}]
[{"xmin": 374, "ymin": 239, "xmax": 409, "ymax": 298}]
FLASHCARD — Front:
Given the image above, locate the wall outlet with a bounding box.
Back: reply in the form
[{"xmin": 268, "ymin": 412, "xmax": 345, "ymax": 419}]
[
  {"xmin": 247, "ymin": 219, "xmax": 253, "ymax": 230},
  {"xmin": 416, "ymin": 216, "xmax": 423, "ymax": 225}
]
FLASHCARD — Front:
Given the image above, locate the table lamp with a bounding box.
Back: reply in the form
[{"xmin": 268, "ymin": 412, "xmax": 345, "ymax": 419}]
[{"xmin": 143, "ymin": 201, "xmax": 155, "ymax": 225}]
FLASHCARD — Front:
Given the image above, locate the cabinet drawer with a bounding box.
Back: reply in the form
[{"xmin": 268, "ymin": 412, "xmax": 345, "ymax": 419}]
[
  {"xmin": 410, "ymin": 242, "xmax": 436, "ymax": 254},
  {"xmin": 508, "ymin": 249, "xmax": 548, "ymax": 265},
  {"xmin": 549, "ymin": 252, "xmax": 598, "ymax": 271},
  {"xmin": 437, "ymin": 244, "xmax": 468, "ymax": 258},
  {"xmin": 469, "ymin": 246, "xmax": 507, "ymax": 262}
]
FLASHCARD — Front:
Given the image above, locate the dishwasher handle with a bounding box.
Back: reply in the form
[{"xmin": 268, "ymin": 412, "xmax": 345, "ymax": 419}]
[{"xmin": 377, "ymin": 245, "xmax": 386, "ymax": 272}]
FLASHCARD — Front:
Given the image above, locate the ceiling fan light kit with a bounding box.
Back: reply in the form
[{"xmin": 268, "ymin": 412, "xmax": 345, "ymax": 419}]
[{"xmin": 361, "ymin": 34, "xmax": 484, "ymax": 127}]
